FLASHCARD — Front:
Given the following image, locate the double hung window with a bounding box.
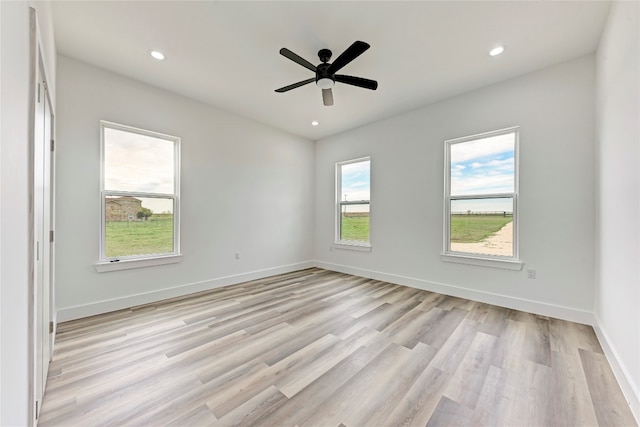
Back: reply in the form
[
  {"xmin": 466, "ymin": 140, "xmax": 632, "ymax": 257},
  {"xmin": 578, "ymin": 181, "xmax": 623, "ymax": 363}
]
[
  {"xmin": 444, "ymin": 127, "xmax": 519, "ymax": 266},
  {"xmin": 99, "ymin": 121, "xmax": 180, "ymax": 268},
  {"xmin": 336, "ymin": 157, "xmax": 371, "ymax": 248}
]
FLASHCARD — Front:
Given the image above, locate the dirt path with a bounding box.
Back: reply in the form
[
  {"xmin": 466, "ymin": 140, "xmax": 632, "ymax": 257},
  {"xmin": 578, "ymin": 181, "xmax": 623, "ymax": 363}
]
[{"xmin": 450, "ymin": 221, "xmax": 513, "ymax": 256}]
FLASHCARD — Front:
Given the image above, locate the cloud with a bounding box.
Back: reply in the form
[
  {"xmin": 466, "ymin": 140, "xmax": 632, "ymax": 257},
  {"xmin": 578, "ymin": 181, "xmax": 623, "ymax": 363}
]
[
  {"xmin": 348, "ymin": 180, "xmax": 367, "ymax": 188},
  {"xmin": 450, "ymin": 132, "xmax": 515, "ymax": 164},
  {"xmin": 104, "ymin": 127, "xmax": 175, "ymax": 195},
  {"xmin": 452, "ymin": 157, "xmax": 514, "ymax": 195},
  {"xmin": 341, "ymin": 160, "xmax": 370, "ymax": 176},
  {"xmin": 450, "ymin": 133, "xmax": 515, "ymax": 195},
  {"xmin": 341, "ymin": 160, "xmax": 370, "ymax": 201},
  {"xmin": 451, "ymin": 172, "xmax": 514, "ymax": 195}
]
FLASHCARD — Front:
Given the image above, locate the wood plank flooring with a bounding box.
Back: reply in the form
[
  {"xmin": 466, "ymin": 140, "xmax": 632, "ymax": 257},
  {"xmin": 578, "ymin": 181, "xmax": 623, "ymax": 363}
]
[{"xmin": 38, "ymin": 268, "xmax": 637, "ymax": 426}]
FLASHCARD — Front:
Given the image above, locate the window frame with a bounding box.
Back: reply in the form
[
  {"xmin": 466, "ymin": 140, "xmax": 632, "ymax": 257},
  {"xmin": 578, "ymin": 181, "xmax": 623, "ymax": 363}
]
[
  {"xmin": 442, "ymin": 127, "xmax": 522, "ymax": 270},
  {"xmin": 334, "ymin": 156, "xmax": 372, "ymax": 251},
  {"xmin": 97, "ymin": 120, "xmax": 182, "ymax": 272}
]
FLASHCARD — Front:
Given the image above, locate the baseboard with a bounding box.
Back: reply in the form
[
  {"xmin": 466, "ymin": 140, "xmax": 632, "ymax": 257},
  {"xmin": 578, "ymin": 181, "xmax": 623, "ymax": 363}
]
[
  {"xmin": 593, "ymin": 315, "xmax": 640, "ymax": 424},
  {"xmin": 59, "ymin": 259, "xmax": 594, "ymax": 325},
  {"xmin": 314, "ymin": 261, "xmax": 595, "ymax": 325},
  {"xmin": 56, "ymin": 261, "xmax": 315, "ymax": 322}
]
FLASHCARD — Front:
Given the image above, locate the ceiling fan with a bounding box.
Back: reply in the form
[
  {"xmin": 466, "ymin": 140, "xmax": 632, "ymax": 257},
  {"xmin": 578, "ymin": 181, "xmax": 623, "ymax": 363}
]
[{"xmin": 275, "ymin": 40, "xmax": 378, "ymax": 106}]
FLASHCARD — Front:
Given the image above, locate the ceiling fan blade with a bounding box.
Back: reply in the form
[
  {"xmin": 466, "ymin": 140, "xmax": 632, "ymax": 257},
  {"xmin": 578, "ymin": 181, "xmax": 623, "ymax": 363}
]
[
  {"xmin": 327, "ymin": 41, "xmax": 370, "ymax": 75},
  {"xmin": 335, "ymin": 75, "xmax": 378, "ymax": 90},
  {"xmin": 322, "ymin": 88, "xmax": 334, "ymax": 106},
  {"xmin": 275, "ymin": 78, "xmax": 315, "ymax": 93},
  {"xmin": 279, "ymin": 48, "xmax": 317, "ymax": 72}
]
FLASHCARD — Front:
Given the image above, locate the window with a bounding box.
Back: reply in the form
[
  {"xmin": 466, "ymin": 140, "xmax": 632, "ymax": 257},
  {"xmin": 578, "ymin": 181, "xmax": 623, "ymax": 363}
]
[
  {"xmin": 336, "ymin": 157, "xmax": 371, "ymax": 249},
  {"xmin": 99, "ymin": 121, "xmax": 181, "ymax": 270},
  {"xmin": 443, "ymin": 127, "xmax": 520, "ymax": 268}
]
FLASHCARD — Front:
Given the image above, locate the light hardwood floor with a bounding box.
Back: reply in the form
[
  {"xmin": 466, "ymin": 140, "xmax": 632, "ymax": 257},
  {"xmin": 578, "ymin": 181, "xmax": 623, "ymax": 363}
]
[{"xmin": 39, "ymin": 268, "xmax": 637, "ymax": 426}]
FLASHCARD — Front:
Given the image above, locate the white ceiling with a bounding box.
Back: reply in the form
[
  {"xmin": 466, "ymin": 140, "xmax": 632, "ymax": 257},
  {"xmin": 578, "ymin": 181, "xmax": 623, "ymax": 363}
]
[{"xmin": 51, "ymin": 1, "xmax": 611, "ymax": 140}]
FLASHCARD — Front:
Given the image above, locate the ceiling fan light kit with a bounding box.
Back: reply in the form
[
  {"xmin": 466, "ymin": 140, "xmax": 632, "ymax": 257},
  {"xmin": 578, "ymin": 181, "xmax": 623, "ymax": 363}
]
[
  {"xmin": 275, "ymin": 40, "xmax": 378, "ymax": 106},
  {"xmin": 316, "ymin": 78, "xmax": 334, "ymax": 89}
]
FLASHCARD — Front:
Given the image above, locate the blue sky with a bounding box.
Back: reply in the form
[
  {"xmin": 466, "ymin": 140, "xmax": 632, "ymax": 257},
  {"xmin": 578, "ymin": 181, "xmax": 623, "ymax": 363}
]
[
  {"xmin": 341, "ymin": 160, "xmax": 370, "ymax": 202},
  {"xmin": 340, "ymin": 160, "xmax": 370, "ymax": 214},
  {"xmin": 450, "ymin": 132, "xmax": 515, "ymax": 212}
]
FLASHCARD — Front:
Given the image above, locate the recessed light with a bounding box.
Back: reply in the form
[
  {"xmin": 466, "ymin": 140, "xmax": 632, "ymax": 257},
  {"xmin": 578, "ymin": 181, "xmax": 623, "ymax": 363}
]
[
  {"xmin": 311, "ymin": 121, "xmax": 319, "ymax": 126},
  {"xmin": 489, "ymin": 46, "xmax": 505, "ymax": 57},
  {"xmin": 148, "ymin": 49, "xmax": 165, "ymax": 60}
]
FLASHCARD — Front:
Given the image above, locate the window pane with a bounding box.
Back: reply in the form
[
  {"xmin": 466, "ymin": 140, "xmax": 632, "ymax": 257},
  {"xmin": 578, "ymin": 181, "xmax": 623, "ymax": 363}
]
[
  {"xmin": 450, "ymin": 198, "xmax": 513, "ymax": 257},
  {"xmin": 341, "ymin": 160, "xmax": 370, "ymax": 202},
  {"xmin": 340, "ymin": 203, "xmax": 370, "ymax": 242},
  {"xmin": 104, "ymin": 127, "xmax": 175, "ymax": 193},
  {"xmin": 450, "ymin": 132, "xmax": 515, "ymax": 196},
  {"xmin": 104, "ymin": 196, "xmax": 174, "ymax": 257}
]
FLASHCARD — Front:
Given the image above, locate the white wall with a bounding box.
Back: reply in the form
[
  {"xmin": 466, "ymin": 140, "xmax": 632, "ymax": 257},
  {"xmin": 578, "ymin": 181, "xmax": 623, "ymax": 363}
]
[
  {"xmin": 1, "ymin": 2, "xmax": 56, "ymax": 424},
  {"xmin": 316, "ymin": 55, "xmax": 596, "ymax": 323},
  {"xmin": 595, "ymin": 0, "xmax": 640, "ymax": 419},
  {"xmin": 0, "ymin": 4, "xmax": 31, "ymax": 424},
  {"xmin": 29, "ymin": 0, "xmax": 56, "ymax": 106},
  {"xmin": 55, "ymin": 56, "xmax": 314, "ymax": 320}
]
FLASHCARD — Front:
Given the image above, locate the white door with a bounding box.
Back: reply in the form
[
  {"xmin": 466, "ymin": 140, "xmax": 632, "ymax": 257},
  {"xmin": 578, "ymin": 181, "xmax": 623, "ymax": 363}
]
[
  {"xmin": 42, "ymin": 73, "xmax": 53, "ymax": 374},
  {"xmin": 33, "ymin": 54, "xmax": 45, "ymax": 422},
  {"xmin": 33, "ymin": 52, "xmax": 53, "ymax": 423}
]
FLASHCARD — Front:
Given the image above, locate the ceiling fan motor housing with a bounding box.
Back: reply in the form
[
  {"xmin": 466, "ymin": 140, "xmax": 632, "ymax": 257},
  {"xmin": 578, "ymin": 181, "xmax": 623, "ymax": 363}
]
[
  {"xmin": 318, "ymin": 49, "xmax": 332, "ymax": 63},
  {"xmin": 316, "ymin": 62, "xmax": 334, "ymax": 88}
]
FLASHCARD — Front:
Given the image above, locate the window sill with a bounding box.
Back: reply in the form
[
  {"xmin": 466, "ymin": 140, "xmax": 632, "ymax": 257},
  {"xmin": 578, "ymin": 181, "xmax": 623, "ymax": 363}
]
[
  {"xmin": 441, "ymin": 253, "xmax": 523, "ymax": 271},
  {"xmin": 333, "ymin": 242, "xmax": 372, "ymax": 252},
  {"xmin": 96, "ymin": 254, "xmax": 183, "ymax": 272}
]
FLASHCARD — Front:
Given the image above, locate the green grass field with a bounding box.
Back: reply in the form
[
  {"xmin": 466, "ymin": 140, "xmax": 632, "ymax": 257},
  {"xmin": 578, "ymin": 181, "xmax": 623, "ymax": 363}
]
[
  {"xmin": 341, "ymin": 214, "xmax": 511, "ymax": 243},
  {"xmin": 450, "ymin": 214, "xmax": 512, "ymax": 243},
  {"xmin": 105, "ymin": 213, "xmax": 509, "ymax": 256},
  {"xmin": 105, "ymin": 214, "xmax": 174, "ymax": 257},
  {"xmin": 341, "ymin": 216, "xmax": 370, "ymax": 242}
]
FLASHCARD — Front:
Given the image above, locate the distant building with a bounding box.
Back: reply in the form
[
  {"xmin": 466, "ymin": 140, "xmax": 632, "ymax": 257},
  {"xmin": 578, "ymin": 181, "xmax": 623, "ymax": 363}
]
[{"xmin": 105, "ymin": 196, "xmax": 142, "ymax": 221}]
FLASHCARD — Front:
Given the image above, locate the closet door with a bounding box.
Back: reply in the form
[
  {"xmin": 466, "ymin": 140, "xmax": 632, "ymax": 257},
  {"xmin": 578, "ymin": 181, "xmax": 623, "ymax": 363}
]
[
  {"xmin": 32, "ymin": 50, "xmax": 54, "ymax": 423},
  {"xmin": 33, "ymin": 52, "xmax": 46, "ymax": 421}
]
